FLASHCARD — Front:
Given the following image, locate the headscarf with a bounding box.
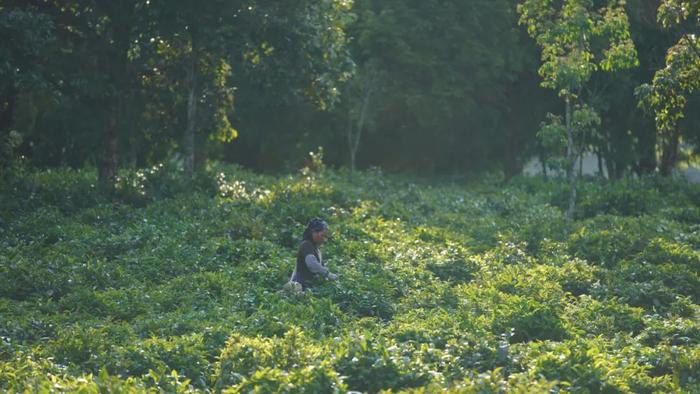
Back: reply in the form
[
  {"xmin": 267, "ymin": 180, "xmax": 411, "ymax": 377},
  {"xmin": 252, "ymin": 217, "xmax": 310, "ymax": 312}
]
[{"xmin": 302, "ymin": 217, "xmax": 328, "ymax": 242}]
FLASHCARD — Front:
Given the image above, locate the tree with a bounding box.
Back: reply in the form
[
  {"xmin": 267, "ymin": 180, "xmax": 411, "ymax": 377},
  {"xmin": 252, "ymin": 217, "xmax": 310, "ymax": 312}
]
[
  {"xmin": 331, "ymin": 0, "xmax": 534, "ymax": 174},
  {"xmin": 345, "ymin": 63, "xmax": 379, "ymax": 174},
  {"xmin": 518, "ymin": 0, "xmax": 638, "ymax": 220},
  {"xmin": 0, "ymin": 5, "xmax": 53, "ymax": 167},
  {"xmin": 637, "ymin": 0, "xmax": 700, "ymax": 176},
  {"xmin": 0, "ymin": 1, "xmax": 150, "ymax": 181},
  {"xmin": 138, "ymin": 1, "xmax": 239, "ymax": 178},
  {"xmin": 143, "ymin": 1, "xmax": 354, "ymax": 177},
  {"xmin": 537, "ymin": 104, "xmax": 602, "ymax": 177}
]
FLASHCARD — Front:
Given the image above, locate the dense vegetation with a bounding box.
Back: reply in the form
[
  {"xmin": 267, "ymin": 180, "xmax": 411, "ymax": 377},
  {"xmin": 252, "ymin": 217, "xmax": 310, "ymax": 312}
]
[
  {"xmin": 2, "ymin": 0, "xmax": 700, "ymax": 392},
  {"xmin": 1, "ymin": 0, "xmax": 699, "ymax": 177},
  {"xmin": 2, "ymin": 162, "xmax": 700, "ymax": 392}
]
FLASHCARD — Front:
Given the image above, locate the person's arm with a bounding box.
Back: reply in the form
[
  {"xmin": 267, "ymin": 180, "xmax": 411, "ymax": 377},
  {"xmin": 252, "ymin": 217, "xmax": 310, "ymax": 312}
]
[{"xmin": 304, "ymin": 254, "xmax": 330, "ymax": 277}]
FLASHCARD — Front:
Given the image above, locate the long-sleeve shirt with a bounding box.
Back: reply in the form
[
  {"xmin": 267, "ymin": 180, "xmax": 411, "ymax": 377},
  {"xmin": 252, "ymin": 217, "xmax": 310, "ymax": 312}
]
[
  {"xmin": 304, "ymin": 253, "xmax": 329, "ymax": 277},
  {"xmin": 290, "ymin": 240, "xmax": 328, "ymax": 288}
]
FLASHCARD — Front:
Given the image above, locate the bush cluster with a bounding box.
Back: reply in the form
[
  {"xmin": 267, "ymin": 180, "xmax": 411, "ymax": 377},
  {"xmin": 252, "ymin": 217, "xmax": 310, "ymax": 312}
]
[{"xmin": 2, "ymin": 166, "xmax": 699, "ymax": 392}]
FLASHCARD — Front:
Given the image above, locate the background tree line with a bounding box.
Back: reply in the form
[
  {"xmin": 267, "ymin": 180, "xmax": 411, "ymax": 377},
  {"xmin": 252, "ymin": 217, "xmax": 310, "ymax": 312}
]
[{"xmin": 1, "ymin": 0, "xmax": 698, "ymax": 180}]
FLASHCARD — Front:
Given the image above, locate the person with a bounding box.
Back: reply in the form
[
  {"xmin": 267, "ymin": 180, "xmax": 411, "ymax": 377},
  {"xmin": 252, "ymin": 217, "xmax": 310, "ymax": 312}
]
[{"xmin": 288, "ymin": 218, "xmax": 338, "ymax": 291}]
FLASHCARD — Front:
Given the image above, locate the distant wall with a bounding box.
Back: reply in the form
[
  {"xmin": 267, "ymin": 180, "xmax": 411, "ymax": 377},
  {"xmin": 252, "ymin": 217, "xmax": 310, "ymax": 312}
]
[
  {"xmin": 521, "ymin": 153, "xmax": 700, "ymax": 183},
  {"xmin": 522, "ymin": 152, "xmax": 607, "ymax": 178}
]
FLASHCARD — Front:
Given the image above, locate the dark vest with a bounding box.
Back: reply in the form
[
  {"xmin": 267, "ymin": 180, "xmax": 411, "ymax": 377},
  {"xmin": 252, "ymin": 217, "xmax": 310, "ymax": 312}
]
[{"xmin": 295, "ymin": 240, "xmax": 320, "ymax": 288}]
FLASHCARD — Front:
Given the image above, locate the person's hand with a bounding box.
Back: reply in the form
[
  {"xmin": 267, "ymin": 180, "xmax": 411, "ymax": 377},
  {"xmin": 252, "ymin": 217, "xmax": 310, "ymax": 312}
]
[{"xmin": 327, "ymin": 272, "xmax": 338, "ymax": 280}]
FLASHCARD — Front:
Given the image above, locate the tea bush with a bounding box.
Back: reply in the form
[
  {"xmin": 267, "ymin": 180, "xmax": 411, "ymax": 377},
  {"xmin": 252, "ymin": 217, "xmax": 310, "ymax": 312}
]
[
  {"xmin": 222, "ymin": 365, "xmax": 347, "ymax": 394},
  {"xmin": 213, "ymin": 327, "xmax": 323, "ymax": 390},
  {"xmin": 518, "ymin": 337, "xmax": 676, "ymax": 392},
  {"xmin": 2, "ymin": 165, "xmax": 700, "ymax": 392},
  {"xmin": 331, "ymin": 332, "xmax": 434, "ymax": 392}
]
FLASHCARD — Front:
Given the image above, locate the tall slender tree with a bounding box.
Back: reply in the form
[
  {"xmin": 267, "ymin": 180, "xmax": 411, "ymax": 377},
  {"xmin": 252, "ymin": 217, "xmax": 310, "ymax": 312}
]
[
  {"xmin": 518, "ymin": 0, "xmax": 638, "ymax": 219},
  {"xmin": 346, "ymin": 63, "xmax": 379, "ymax": 174}
]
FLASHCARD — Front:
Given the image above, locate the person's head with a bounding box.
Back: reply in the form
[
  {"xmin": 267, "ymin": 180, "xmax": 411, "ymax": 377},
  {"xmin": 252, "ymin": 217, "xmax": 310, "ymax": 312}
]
[{"xmin": 302, "ymin": 218, "xmax": 329, "ymax": 245}]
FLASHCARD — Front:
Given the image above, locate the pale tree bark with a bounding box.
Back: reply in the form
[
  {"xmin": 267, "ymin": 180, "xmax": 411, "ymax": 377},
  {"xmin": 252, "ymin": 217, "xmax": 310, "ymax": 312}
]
[
  {"xmin": 539, "ymin": 150, "xmax": 548, "ymax": 180},
  {"xmin": 597, "ymin": 147, "xmax": 605, "ymax": 178},
  {"xmin": 99, "ymin": 102, "xmax": 119, "ymax": 183},
  {"xmin": 579, "ymin": 151, "xmax": 583, "ymax": 178},
  {"xmin": 98, "ymin": 69, "xmax": 128, "ymax": 185},
  {"xmin": 348, "ymin": 74, "xmax": 375, "ymax": 174},
  {"xmin": 565, "ymin": 96, "xmax": 577, "ymax": 221},
  {"xmin": 184, "ymin": 45, "xmax": 198, "ymax": 179}
]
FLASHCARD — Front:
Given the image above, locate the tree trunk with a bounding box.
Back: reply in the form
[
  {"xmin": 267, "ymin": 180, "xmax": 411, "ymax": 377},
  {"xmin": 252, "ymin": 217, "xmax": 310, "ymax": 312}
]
[
  {"xmin": 347, "ymin": 106, "xmax": 355, "ymax": 173},
  {"xmin": 0, "ymin": 92, "xmax": 17, "ymax": 166},
  {"xmin": 503, "ymin": 119, "xmax": 519, "ymax": 182},
  {"xmin": 565, "ymin": 96, "xmax": 577, "ymax": 221},
  {"xmin": 195, "ymin": 132, "xmax": 207, "ymax": 170},
  {"xmin": 604, "ymin": 141, "xmax": 618, "ymax": 180},
  {"xmin": 539, "ymin": 150, "xmax": 548, "ymax": 180},
  {"xmin": 98, "ymin": 102, "xmax": 119, "ymax": 184},
  {"xmin": 0, "ymin": 92, "xmax": 15, "ymax": 132},
  {"xmin": 94, "ymin": 2, "xmax": 134, "ymax": 185},
  {"xmin": 184, "ymin": 48, "xmax": 198, "ymax": 178},
  {"xmin": 349, "ymin": 79, "xmax": 373, "ymax": 174},
  {"xmin": 600, "ymin": 128, "xmax": 618, "ymax": 180},
  {"xmin": 578, "ymin": 152, "xmax": 583, "ymax": 178},
  {"xmin": 635, "ymin": 127, "xmax": 657, "ymax": 176},
  {"xmin": 659, "ymin": 129, "xmax": 680, "ymax": 176}
]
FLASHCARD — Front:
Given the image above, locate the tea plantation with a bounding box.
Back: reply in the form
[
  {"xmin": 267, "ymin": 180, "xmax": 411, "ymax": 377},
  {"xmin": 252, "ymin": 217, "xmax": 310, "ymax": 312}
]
[{"xmin": 2, "ymin": 164, "xmax": 700, "ymax": 393}]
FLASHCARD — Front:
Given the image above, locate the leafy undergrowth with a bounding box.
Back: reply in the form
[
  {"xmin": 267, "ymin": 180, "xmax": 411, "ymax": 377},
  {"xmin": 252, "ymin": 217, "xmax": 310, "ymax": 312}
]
[{"xmin": 1, "ymin": 163, "xmax": 700, "ymax": 392}]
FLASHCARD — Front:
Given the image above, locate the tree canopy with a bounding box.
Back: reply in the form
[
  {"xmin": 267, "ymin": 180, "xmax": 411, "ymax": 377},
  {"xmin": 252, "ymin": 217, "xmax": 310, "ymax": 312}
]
[{"xmin": 0, "ymin": 0, "xmax": 699, "ymax": 178}]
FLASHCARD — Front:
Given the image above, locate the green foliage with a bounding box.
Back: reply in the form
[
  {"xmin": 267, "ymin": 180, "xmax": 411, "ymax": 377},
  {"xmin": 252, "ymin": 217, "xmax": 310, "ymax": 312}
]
[
  {"xmin": 519, "ymin": 0, "xmax": 638, "ymax": 218},
  {"xmin": 112, "ymin": 163, "xmax": 217, "ymax": 206},
  {"xmin": 637, "ymin": 0, "xmax": 699, "ymax": 136},
  {"xmin": 520, "ymin": 337, "xmax": 676, "ymax": 392},
  {"xmin": 518, "ymin": 0, "xmax": 638, "ymax": 95},
  {"xmin": 0, "ymin": 130, "xmax": 22, "ymax": 167},
  {"xmin": 0, "ymin": 6, "xmax": 55, "ymax": 166},
  {"xmin": 222, "ymin": 365, "xmax": 347, "ymax": 394},
  {"xmin": 563, "ymin": 295, "xmax": 646, "ymax": 337},
  {"xmin": 213, "ymin": 327, "xmax": 328, "ymax": 391},
  {"xmin": 300, "ymin": 146, "xmax": 327, "ymax": 180},
  {"xmin": 334, "ymin": 336, "xmax": 433, "ymax": 392},
  {"xmin": 537, "ymin": 104, "xmax": 602, "ymax": 174},
  {"xmin": 633, "ymin": 0, "xmax": 700, "ymax": 175},
  {"xmin": 1, "ymin": 0, "xmax": 682, "ymax": 178},
  {"xmin": 2, "ymin": 165, "xmax": 700, "ymax": 392}
]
